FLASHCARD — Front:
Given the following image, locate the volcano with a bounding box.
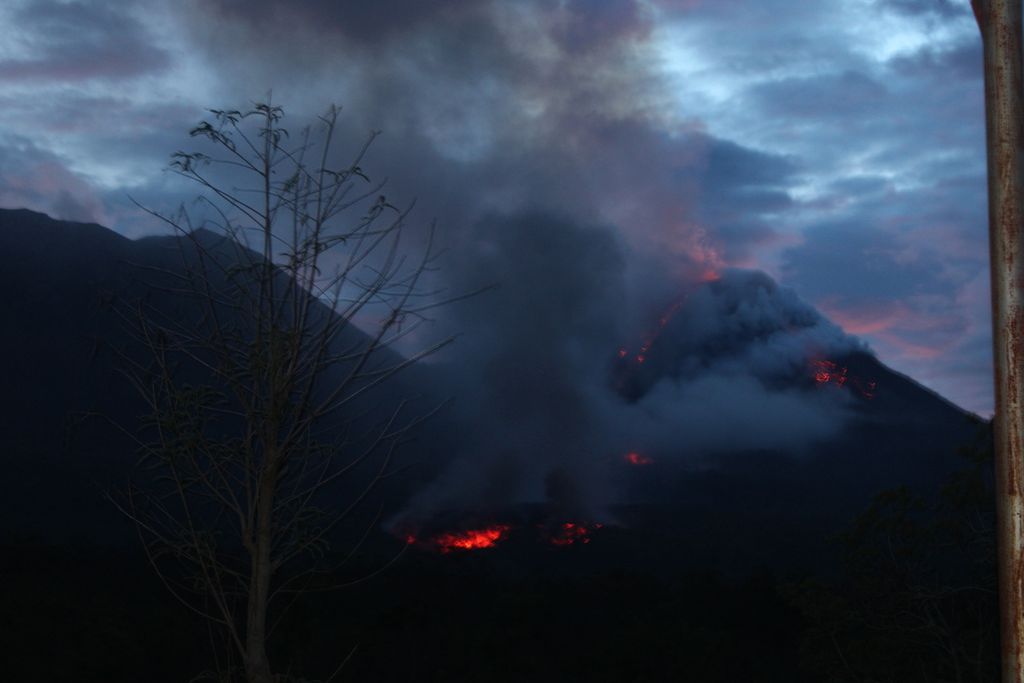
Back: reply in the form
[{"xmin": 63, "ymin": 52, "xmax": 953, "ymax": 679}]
[
  {"xmin": 0, "ymin": 209, "xmax": 983, "ymax": 576},
  {"xmin": 386, "ymin": 275, "xmax": 981, "ymax": 575},
  {"xmin": 0, "ymin": 208, "xmax": 993, "ymax": 683},
  {"xmin": 0, "ymin": 208, "xmax": 438, "ymax": 543}
]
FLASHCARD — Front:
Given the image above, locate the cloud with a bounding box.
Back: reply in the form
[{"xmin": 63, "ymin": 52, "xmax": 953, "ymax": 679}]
[
  {"xmin": 164, "ymin": 0, "xmax": 805, "ymax": 297},
  {"xmin": 781, "ymin": 220, "xmax": 957, "ymax": 303},
  {"xmin": 749, "ymin": 70, "xmax": 890, "ymax": 122},
  {"xmin": 780, "ymin": 213, "xmax": 989, "ymax": 412},
  {"xmin": 0, "ymin": 1, "xmax": 169, "ymax": 82},
  {"xmin": 877, "ymin": 0, "xmax": 966, "ymax": 19},
  {"xmin": 0, "ymin": 137, "xmax": 106, "ymax": 224},
  {"xmin": 0, "ymin": 0, "xmax": 994, "ymax": 420},
  {"xmin": 199, "ymin": 0, "xmax": 485, "ymax": 45},
  {"xmin": 887, "ymin": 41, "xmax": 981, "ymax": 80}
]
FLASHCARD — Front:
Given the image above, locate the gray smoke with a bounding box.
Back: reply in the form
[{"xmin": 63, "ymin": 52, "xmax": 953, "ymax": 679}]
[
  {"xmin": 162, "ymin": 1, "xmax": 875, "ymax": 524},
  {"xmin": 395, "ymin": 215, "xmax": 866, "ymax": 524}
]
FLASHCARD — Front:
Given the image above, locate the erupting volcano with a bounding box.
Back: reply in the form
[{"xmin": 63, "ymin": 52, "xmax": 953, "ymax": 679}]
[
  {"xmin": 608, "ymin": 270, "xmax": 868, "ymax": 405},
  {"xmin": 388, "ymin": 268, "xmax": 961, "ymax": 576}
]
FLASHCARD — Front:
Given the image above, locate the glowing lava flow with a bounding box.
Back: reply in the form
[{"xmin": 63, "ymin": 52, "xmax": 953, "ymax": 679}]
[
  {"xmin": 547, "ymin": 522, "xmax": 603, "ymax": 547},
  {"xmin": 404, "ymin": 520, "xmax": 608, "ymax": 553},
  {"xmin": 625, "ymin": 452, "xmax": 654, "ymax": 466},
  {"xmin": 811, "ymin": 359, "xmax": 877, "ymax": 399},
  {"xmin": 812, "ymin": 360, "xmax": 848, "ymax": 386},
  {"xmin": 618, "ymin": 299, "xmax": 686, "ymax": 366},
  {"xmin": 426, "ymin": 525, "xmax": 512, "ymax": 553}
]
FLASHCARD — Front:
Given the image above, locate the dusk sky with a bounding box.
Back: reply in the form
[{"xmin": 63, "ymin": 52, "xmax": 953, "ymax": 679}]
[{"xmin": 0, "ymin": 0, "xmax": 993, "ymax": 415}]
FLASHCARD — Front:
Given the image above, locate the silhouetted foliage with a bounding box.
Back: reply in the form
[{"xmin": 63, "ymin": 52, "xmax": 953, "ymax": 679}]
[{"xmin": 786, "ymin": 433, "xmax": 998, "ymax": 682}]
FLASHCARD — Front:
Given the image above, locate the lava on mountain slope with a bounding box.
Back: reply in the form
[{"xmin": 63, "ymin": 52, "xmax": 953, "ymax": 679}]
[
  {"xmin": 420, "ymin": 525, "xmax": 513, "ymax": 553},
  {"xmin": 617, "ymin": 299, "xmax": 686, "ymax": 367},
  {"xmin": 545, "ymin": 521, "xmax": 604, "ymax": 546},
  {"xmin": 811, "ymin": 359, "xmax": 876, "ymax": 399},
  {"xmin": 625, "ymin": 452, "xmax": 654, "ymax": 466},
  {"xmin": 402, "ymin": 519, "xmax": 605, "ymax": 553}
]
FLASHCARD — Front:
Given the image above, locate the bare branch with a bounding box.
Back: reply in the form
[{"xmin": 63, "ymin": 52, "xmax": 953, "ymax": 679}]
[{"xmin": 113, "ymin": 100, "xmax": 465, "ymax": 682}]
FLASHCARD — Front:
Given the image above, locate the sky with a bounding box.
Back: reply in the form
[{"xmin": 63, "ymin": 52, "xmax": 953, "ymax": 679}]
[{"xmin": 0, "ymin": 0, "xmax": 993, "ymax": 416}]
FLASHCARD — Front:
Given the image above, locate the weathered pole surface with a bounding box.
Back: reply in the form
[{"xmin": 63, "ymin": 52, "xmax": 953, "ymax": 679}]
[{"xmin": 972, "ymin": 0, "xmax": 1024, "ymax": 679}]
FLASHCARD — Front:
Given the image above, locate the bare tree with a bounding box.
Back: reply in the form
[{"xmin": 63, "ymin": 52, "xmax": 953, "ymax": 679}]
[{"xmin": 112, "ymin": 102, "xmax": 453, "ymax": 683}]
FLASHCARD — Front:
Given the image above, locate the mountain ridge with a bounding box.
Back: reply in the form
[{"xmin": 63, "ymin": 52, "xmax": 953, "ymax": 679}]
[{"xmin": 0, "ymin": 208, "xmax": 986, "ymax": 573}]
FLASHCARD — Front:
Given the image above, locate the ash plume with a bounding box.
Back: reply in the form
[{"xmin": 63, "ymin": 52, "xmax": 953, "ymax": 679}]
[{"xmin": 394, "ymin": 214, "xmax": 865, "ymax": 526}]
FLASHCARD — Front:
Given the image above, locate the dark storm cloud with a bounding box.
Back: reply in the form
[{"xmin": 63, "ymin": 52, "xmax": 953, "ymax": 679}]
[
  {"xmin": 547, "ymin": 0, "xmax": 653, "ymax": 54},
  {"xmin": 199, "ymin": 0, "xmax": 654, "ymax": 53},
  {"xmin": 201, "ymin": 0, "xmax": 482, "ymax": 45},
  {"xmin": 178, "ymin": 0, "xmax": 665, "ymax": 157},
  {"xmin": 0, "ymin": 1, "xmax": 169, "ymax": 82},
  {"xmin": 781, "ymin": 220, "xmax": 956, "ymax": 304}
]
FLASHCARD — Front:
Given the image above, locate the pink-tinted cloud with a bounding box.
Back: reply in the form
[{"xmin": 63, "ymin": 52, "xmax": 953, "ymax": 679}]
[
  {"xmin": 818, "ymin": 296, "xmax": 964, "ymax": 352},
  {"xmin": 0, "ymin": 142, "xmax": 107, "ymax": 225}
]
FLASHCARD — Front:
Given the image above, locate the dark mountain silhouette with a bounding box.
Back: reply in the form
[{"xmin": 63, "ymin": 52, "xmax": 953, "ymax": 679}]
[
  {"xmin": 0, "ymin": 208, "xmax": 985, "ymax": 575},
  {"xmin": 0, "ymin": 208, "xmax": 446, "ymax": 543}
]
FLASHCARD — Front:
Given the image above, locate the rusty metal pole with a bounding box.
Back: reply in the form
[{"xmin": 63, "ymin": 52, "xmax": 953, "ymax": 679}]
[{"xmin": 973, "ymin": 0, "xmax": 1024, "ymax": 679}]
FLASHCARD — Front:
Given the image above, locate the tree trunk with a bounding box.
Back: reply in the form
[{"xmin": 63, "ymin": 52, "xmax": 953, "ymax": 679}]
[
  {"xmin": 245, "ymin": 472, "xmax": 277, "ymax": 683},
  {"xmin": 973, "ymin": 1, "xmax": 1024, "ymax": 681}
]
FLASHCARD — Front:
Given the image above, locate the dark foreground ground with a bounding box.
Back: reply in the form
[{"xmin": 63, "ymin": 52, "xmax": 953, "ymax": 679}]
[
  {"xmin": 3, "ymin": 453, "xmax": 1000, "ymax": 683},
  {"xmin": 0, "ymin": 539, "xmax": 814, "ymax": 683}
]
